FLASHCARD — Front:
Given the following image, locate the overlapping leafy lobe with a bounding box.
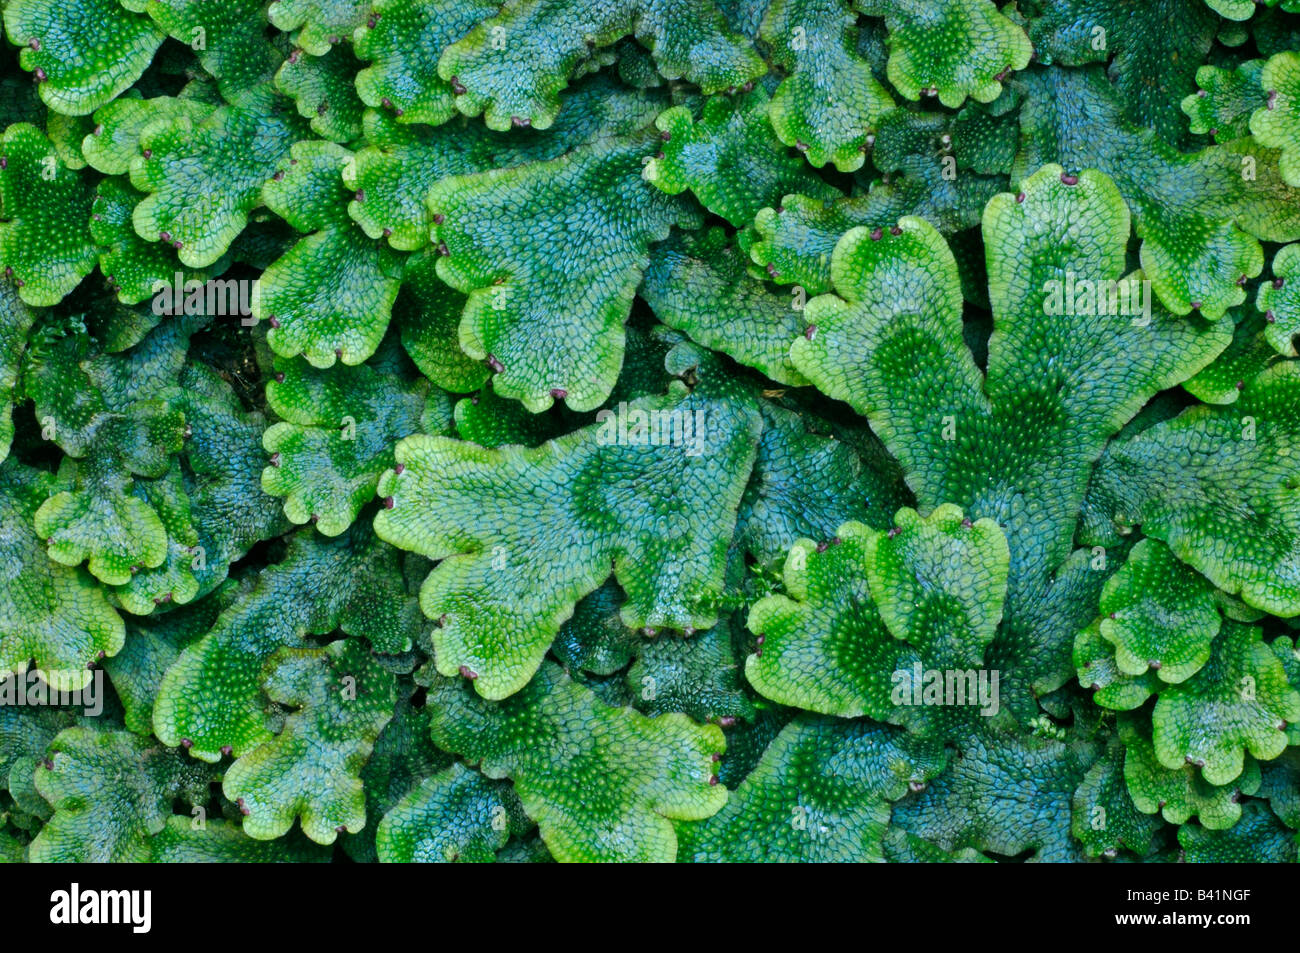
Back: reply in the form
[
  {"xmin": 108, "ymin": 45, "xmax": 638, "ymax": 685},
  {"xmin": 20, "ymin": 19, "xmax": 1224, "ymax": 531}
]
[
  {"xmin": 759, "ymin": 0, "xmax": 893, "ymax": 171},
  {"xmin": 30, "ymin": 727, "xmax": 214, "ymax": 862},
  {"xmin": 1183, "ymin": 309, "xmax": 1278, "ymax": 405},
  {"xmin": 4, "ymin": 0, "xmax": 164, "ymax": 116},
  {"xmin": 744, "ymin": 506, "xmax": 1006, "ymax": 732},
  {"xmin": 627, "ymin": 619, "xmax": 755, "ymax": 723},
  {"xmin": 255, "ymin": 140, "xmax": 405, "ymax": 368},
  {"xmin": 105, "ymin": 580, "xmax": 231, "ymax": 734},
  {"xmin": 732, "ymin": 399, "xmax": 907, "ymax": 569},
  {"xmin": 1082, "ymin": 361, "xmax": 1300, "ymax": 617},
  {"xmin": 263, "ymin": 335, "xmax": 439, "ymax": 535},
  {"xmin": 267, "ymin": 0, "xmax": 369, "ymax": 56},
  {"xmin": 0, "ymin": 282, "xmax": 34, "ymax": 461},
  {"xmin": 1259, "ymin": 243, "xmax": 1300, "ymax": 356},
  {"xmin": 90, "ymin": 178, "xmax": 206, "ymax": 306},
  {"xmin": 677, "ymin": 716, "xmax": 944, "ymax": 862},
  {"xmin": 1026, "ymin": 0, "xmax": 1218, "ymax": 146},
  {"xmin": 744, "ymin": 101, "xmax": 1011, "ymax": 298},
  {"xmin": 375, "ymin": 762, "xmax": 517, "ymax": 862},
  {"xmin": 0, "ymin": 460, "xmax": 124, "ymax": 691},
  {"xmin": 891, "ymin": 721, "xmax": 1099, "ymax": 861},
  {"xmin": 858, "ymin": 0, "xmax": 1031, "ymax": 108},
  {"xmin": 1070, "ymin": 737, "xmax": 1161, "ymax": 859},
  {"xmin": 0, "ymin": 123, "xmax": 96, "ymax": 306},
  {"xmin": 375, "ymin": 345, "xmax": 762, "ymax": 699},
  {"xmin": 1182, "ymin": 60, "xmax": 1266, "ymax": 143},
  {"xmin": 131, "ymin": 87, "xmax": 307, "ymax": 268},
  {"xmin": 428, "ymin": 129, "xmax": 694, "ymax": 412},
  {"xmin": 1150, "ymin": 621, "xmax": 1300, "ymax": 785},
  {"xmin": 1178, "ymin": 800, "xmax": 1298, "ymax": 863},
  {"xmin": 1016, "ymin": 65, "xmax": 1300, "ymax": 319},
  {"xmin": 132, "ymin": 0, "xmax": 284, "ymax": 98},
  {"xmin": 275, "ymin": 46, "xmax": 365, "ymax": 143},
  {"xmin": 644, "ymin": 88, "xmax": 839, "ymax": 228},
  {"xmin": 223, "ymin": 637, "xmax": 397, "ymax": 843},
  {"xmin": 640, "ymin": 228, "xmax": 809, "ymax": 386},
  {"xmin": 345, "ymin": 74, "xmax": 668, "ymax": 253},
  {"xmin": 1097, "ymin": 538, "xmax": 1221, "ymax": 683},
  {"xmin": 153, "ymin": 522, "xmax": 421, "ymax": 761},
  {"xmin": 865, "ymin": 504, "xmax": 1009, "ymax": 668},
  {"xmin": 1119, "ymin": 714, "xmax": 1260, "ymax": 830},
  {"xmin": 146, "ymin": 816, "xmax": 331, "ymax": 862},
  {"xmin": 1251, "ymin": 51, "xmax": 1300, "ymax": 187},
  {"xmin": 437, "ymin": 0, "xmax": 765, "ymax": 131},
  {"xmin": 352, "ymin": 0, "xmax": 498, "ymax": 126},
  {"xmin": 21, "ymin": 318, "xmax": 197, "ymax": 586},
  {"xmin": 424, "ymin": 662, "xmax": 726, "ymax": 862}
]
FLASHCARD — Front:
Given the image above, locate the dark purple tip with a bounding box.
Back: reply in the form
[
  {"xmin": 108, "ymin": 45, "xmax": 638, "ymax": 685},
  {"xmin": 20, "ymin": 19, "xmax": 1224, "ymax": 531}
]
[
  {"xmin": 1060, "ymin": 173, "xmax": 1079, "ymax": 186},
  {"xmin": 459, "ymin": 665, "xmax": 477, "ymax": 680},
  {"xmin": 383, "ymin": 495, "xmax": 395, "ymax": 509}
]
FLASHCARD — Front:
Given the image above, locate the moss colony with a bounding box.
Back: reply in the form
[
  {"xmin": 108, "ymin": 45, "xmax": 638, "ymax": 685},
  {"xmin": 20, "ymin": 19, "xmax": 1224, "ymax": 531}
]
[{"xmin": 1, "ymin": 0, "xmax": 1300, "ymax": 862}]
